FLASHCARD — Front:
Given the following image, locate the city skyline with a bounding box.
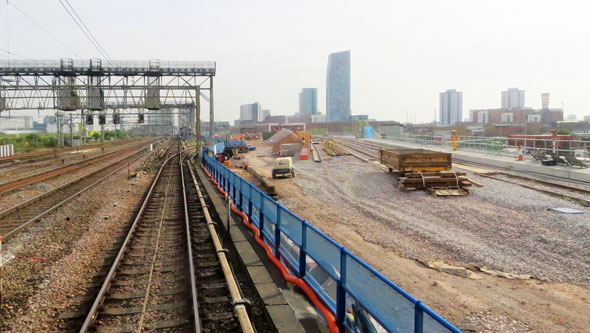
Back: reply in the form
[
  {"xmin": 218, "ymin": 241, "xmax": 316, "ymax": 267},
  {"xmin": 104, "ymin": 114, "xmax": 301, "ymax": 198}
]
[{"xmin": 1, "ymin": 1, "xmax": 590, "ymax": 123}]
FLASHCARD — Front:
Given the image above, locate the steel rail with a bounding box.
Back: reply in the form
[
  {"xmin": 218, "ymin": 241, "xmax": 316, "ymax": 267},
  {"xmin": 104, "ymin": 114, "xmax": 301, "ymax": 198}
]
[
  {"xmin": 0, "ymin": 148, "xmax": 149, "ymax": 240},
  {"xmin": 78, "ymin": 147, "xmax": 174, "ymax": 332},
  {"xmin": 0, "ymin": 141, "xmax": 152, "ymax": 195},
  {"xmin": 180, "ymin": 152, "xmax": 202, "ymax": 333},
  {"xmin": 79, "ymin": 147, "xmax": 200, "ymax": 332},
  {"xmin": 344, "ymin": 137, "xmax": 590, "ymax": 204},
  {"xmin": 478, "ymin": 173, "xmax": 590, "ymax": 207},
  {"xmin": 186, "ymin": 160, "xmax": 255, "ymax": 333},
  {"xmin": 0, "ymin": 137, "xmax": 141, "ymax": 166}
]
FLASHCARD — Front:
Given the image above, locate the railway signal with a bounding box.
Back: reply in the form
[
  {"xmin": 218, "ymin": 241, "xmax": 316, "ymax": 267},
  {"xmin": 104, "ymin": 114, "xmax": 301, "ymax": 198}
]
[
  {"xmin": 113, "ymin": 114, "xmax": 120, "ymax": 124},
  {"xmin": 138, "ymin": 114, "xmax": 144, "ymax": 124},
  {"xmin": 85, "ymin": 114, "xmax": 94, "ymax": 125},
  {"xmin": 99, "ymin": 114, "xmax": 106, "ymax": 125}
]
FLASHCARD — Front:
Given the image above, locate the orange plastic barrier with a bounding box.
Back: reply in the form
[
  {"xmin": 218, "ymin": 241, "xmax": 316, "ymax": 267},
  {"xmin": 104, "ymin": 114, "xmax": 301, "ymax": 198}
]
[{"xmin": 201, "ymin": 166, "xmax": 338, "ymax": 333}]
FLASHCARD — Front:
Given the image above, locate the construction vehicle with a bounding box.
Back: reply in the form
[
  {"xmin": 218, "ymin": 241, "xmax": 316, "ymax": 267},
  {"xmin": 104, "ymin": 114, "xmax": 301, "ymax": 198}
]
[
  {"xmin": 379, "ymin": 148, "xmax": 471, "ymax": 196},
  {"xmin": 272, "ymin": 157, "xmax": 295, "ymax": 179}
]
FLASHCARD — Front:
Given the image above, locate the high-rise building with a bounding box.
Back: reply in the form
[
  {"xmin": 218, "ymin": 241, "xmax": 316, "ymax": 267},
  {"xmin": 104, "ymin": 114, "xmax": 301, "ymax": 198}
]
[
  {"xmin": 439, "ymin": 89, "xmax": 463, "ymax": 125},
  {"xmin": 239, "ymin": 102, "xmax": 262, "ymax": 123},
  {"xmin": 541, "ymin": 93, "xmax": 550, "ymax": 109},
  {"xmin": 299, "ymin": 88, "xmax": 318, "ymax": 115},
  {"xmin": 326, "ymin": 51, "xmax": 351, "ymax": 122},
  {"xmin": 261, "ymin": 109, "xmax": 271, "ymax": 122},
  {"xmin": 501, "ymin": 88, "xmax": 525, "ymax": 109}
]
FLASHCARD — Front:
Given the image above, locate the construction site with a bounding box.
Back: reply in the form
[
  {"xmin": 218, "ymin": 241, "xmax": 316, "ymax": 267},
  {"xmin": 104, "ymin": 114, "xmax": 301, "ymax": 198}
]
[
  {"xmin": 222, "ymin": 128, "xmax": 590, "ymax": 333},
  {"xmin": 1, "ymin": 1, "xmax": 589, "ymax": 329}
]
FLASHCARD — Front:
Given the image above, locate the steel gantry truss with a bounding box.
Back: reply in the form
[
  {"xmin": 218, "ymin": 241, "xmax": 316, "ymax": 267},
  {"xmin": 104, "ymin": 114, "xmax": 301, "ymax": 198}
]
[{"xmin": 0, "ymin": 58, "xmax": 215, "ymax": 153}]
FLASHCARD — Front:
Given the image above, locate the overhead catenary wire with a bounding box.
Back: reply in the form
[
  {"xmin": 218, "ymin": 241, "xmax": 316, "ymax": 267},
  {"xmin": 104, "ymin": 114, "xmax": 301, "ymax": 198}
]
[
  {"xmin": 0, "ymin": 48, "xmax": 39, "ymax": 62},
  {"xmin": 57, "ymin": 0, "xmax": 116, "ymax": 67},
  {"xmin": 61, "ymin": 0, "xmax": 116, "ymax": 66},
  {"xmin": 6, "ymin": 0, "xmax": 79, "ymax": 57}
]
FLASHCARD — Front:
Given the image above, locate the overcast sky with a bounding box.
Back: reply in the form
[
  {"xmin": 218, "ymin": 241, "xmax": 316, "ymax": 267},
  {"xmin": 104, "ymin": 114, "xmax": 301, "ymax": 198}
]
[{"xmin": 1, "ymin": 0, "xmax": 590, "ymax": 123}]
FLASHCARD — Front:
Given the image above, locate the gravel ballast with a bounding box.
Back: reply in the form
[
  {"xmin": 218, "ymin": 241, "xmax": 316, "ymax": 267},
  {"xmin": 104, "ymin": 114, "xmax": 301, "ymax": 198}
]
[
  {"xmin": 284, "ymin": 156, "xmax": 590, "ymax": 285},
  {"xmin": 0, "ymin": 156, "xmax": 156, "ymax": 332}
]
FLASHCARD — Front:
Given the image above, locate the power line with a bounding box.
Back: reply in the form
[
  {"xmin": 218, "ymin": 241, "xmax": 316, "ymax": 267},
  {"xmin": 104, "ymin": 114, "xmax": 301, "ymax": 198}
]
[
  {"xmin": 57, "ymin": 0, "xmax": 116, "ymax": 67},
  {"xmin": 63, "ymin": 0, "xmax": 114, "ymax": 64},
  {"xmin": 0, "ymin": 48, "xmax": 38, "ymax": 61},
  {"xmin": 6, "ymin": 0, "xmax": 79, "ymax": 57}
]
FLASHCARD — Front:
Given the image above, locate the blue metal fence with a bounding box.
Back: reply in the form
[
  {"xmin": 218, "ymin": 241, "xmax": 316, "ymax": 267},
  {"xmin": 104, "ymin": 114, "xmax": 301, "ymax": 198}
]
[{"xmin": 202, "ymin": 153, "xmax": 461, "ymax": 333}]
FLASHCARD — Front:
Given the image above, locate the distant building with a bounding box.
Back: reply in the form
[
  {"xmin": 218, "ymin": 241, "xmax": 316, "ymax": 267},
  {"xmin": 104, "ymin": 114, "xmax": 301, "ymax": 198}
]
[
  {"xmin": 311, "ymin": 114, "xmax": 326, "ymax": 123},
  {"xmin": 326, "ymin": 51, "xmax": 351, "ymax": 122},
  {"xmin": 584, "ymin": 115, "xmax": 590, "ymax": 123},
  {"xmin": 567, "ymin": 114, "xmax": 577, "ymax": 120},
  {"xmin": 240, "ymin": 102, "xmax": 262, "ymax": 123},
  {"xmin": 501, "ymin": 88, "xmax": 525, "ymax": 109},
  {"xmin": 0, "ymin": 116, "xmax": 33, "ymax": 130},
  {"xmin": 299, "ymin": 88, "xmax": 318, "ymax": 115},
  {"xmin": 541, "ymin": 93, "xmax": 550, "ymax": 109},
  {"xmin": 349, "ymin": 115, "xmax": 369, "ymax": 121},
  {"xmin": 439, "ymin": 89, "xmax": 463, "ymax": 125},
  {"xmin": 261, "ymin": 109, "xmax": 271, "ymax": 122},
  {"xmin": 470, "ymin": 108, "xmax": 562, "ymax": 125}
]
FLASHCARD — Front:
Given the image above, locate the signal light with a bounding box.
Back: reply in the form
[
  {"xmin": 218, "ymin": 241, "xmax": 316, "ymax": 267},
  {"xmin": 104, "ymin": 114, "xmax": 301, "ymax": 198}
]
[
  {"xmin": 99, "ymin": 114, "xmax": 106, "ymax": 125},
  {"xmin": 113, "ymin": 114, "xmax": 120, "ymax": 124},
  {"xmin": 138, "ymin": 114, "xmax": 144, "ymax": 124},
  {"xmin": 86, "ymin": 115, "xmax": 94, "ymax": 125}
]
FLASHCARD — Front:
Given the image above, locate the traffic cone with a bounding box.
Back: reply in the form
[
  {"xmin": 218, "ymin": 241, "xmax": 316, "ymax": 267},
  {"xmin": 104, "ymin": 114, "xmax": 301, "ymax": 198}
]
[
  {"xmin": 242, "ymin": 156, "xmax": 247, "ymax": 168},
  {"xmin": 518, "ymin": 148, "xmax": 524, "ymax": 161}
]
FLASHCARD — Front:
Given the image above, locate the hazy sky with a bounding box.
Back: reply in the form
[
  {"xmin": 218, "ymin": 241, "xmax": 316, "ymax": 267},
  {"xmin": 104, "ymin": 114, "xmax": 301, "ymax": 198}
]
[{"xmin": 1, "ymin": 0, "xmax": 590, "ymax": 123}]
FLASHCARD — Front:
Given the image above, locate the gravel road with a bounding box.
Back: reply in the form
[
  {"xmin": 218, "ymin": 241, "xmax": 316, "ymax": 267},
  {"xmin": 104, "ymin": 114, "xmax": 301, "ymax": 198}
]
[{"xmin": 287, "ymin": 156, "xmax": 590, "ymax": 285}]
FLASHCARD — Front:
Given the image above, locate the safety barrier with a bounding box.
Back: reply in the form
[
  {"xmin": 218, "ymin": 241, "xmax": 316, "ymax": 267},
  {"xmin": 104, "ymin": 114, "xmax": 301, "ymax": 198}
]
[{"xmin": 203, "ymin": 153, "xmax": 461, "ymax": 333}]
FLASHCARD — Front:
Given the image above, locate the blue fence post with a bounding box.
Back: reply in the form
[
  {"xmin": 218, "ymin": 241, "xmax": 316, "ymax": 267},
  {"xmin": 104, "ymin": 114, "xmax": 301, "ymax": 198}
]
[
  {"xmin": 259, "ymin": 195, "xmax": 264, "ymax": 242},
  {"xmin": 414, "ymin": 301, "xmax": 424, "ymax": 333},
  {"xmin": 224, "ymin": 169, "xmax": 228, "ymax": 191},
  {"xmin": 298, "ymin": 221, "xmax": 307, "ymax": 278},
  {"xmin": 248, "ymin": 185, "xmax": 253, "ymax": 222},
  {"xmin": 274, "ymin": 206, "xmax": 282, "ymax": 260},
  {"xmin": 238, "ymin": 185, "xmax": 243, "ymax": 212},
  {"xmin": 336, "ymin": 247, "xmax": 347, "ymax": 331}
]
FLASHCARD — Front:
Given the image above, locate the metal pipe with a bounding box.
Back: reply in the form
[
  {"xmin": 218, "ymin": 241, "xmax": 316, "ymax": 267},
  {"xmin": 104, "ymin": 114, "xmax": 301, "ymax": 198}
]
[{"xmin": 186, "ymin": 161, "xmax": 254, "ymax": 333}]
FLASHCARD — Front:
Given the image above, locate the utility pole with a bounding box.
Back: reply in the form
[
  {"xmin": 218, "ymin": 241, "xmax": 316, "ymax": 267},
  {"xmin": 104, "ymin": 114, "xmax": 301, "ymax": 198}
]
[
  {"xmin": 81, "ymin": 110, "xmax": 85, "ymax": 146},
  {"xmin": 69, "ymin": 114, "xmax": 73, "ymax": 147},
  {"xmin": 56, "ymin": 111, "xmax": 61, "ymax": 148}
]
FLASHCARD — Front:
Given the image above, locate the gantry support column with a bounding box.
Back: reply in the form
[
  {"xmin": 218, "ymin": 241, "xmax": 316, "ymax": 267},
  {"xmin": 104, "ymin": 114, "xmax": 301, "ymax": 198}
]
[
  {"xmin": 195, "ymin": 86, "xmax": 201, "ymax": 164},
  {"xmin": 209, "ymin": 75, "xmax": 214, "ymax": 139}
]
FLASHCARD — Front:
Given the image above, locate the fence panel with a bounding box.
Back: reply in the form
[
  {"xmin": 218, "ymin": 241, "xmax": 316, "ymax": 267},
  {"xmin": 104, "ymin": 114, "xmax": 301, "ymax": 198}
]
[{"xmin": 201, "ymin": 154, "xmax": 460, "ymax": 333}]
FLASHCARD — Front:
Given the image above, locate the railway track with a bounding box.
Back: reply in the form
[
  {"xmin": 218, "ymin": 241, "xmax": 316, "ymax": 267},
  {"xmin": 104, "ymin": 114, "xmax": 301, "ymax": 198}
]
[
  {"xmin": 336, "ymin": 137, "xmax": 590, "ymax": 205},
  {"xmin": 0, "ymin": 146, "xmax": 150, "ymax": 240},
  {"xmin": 0, "ymin": 141, "xmax": 154, "ymax": 196},
  {"xmin": 0, "ymin": 138, "xmax": 140, "ymax": 167},
  {"xmin": 76, "ymin": 145, "xmax": 253, "ymax": 332}
]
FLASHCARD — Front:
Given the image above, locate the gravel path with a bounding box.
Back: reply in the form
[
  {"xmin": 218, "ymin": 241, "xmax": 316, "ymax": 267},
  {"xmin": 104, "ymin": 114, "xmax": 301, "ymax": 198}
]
[
  {"xmin": 0, "ymin": 155, "xmax": 155, "ymax": 332},
  {"xmin": 286, "ymin": 156, "xmax": 590, "ymax": 285}
]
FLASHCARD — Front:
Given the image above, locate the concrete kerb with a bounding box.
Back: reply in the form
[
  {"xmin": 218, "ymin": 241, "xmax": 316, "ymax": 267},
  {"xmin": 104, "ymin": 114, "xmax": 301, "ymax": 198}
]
[
  {"xmin": 365, "ymin": 138, "xmax": 590, "ymax": 183},
  {"xmin": 194, "ymin": 166, "xmax": 328, "ymax": 333}
]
